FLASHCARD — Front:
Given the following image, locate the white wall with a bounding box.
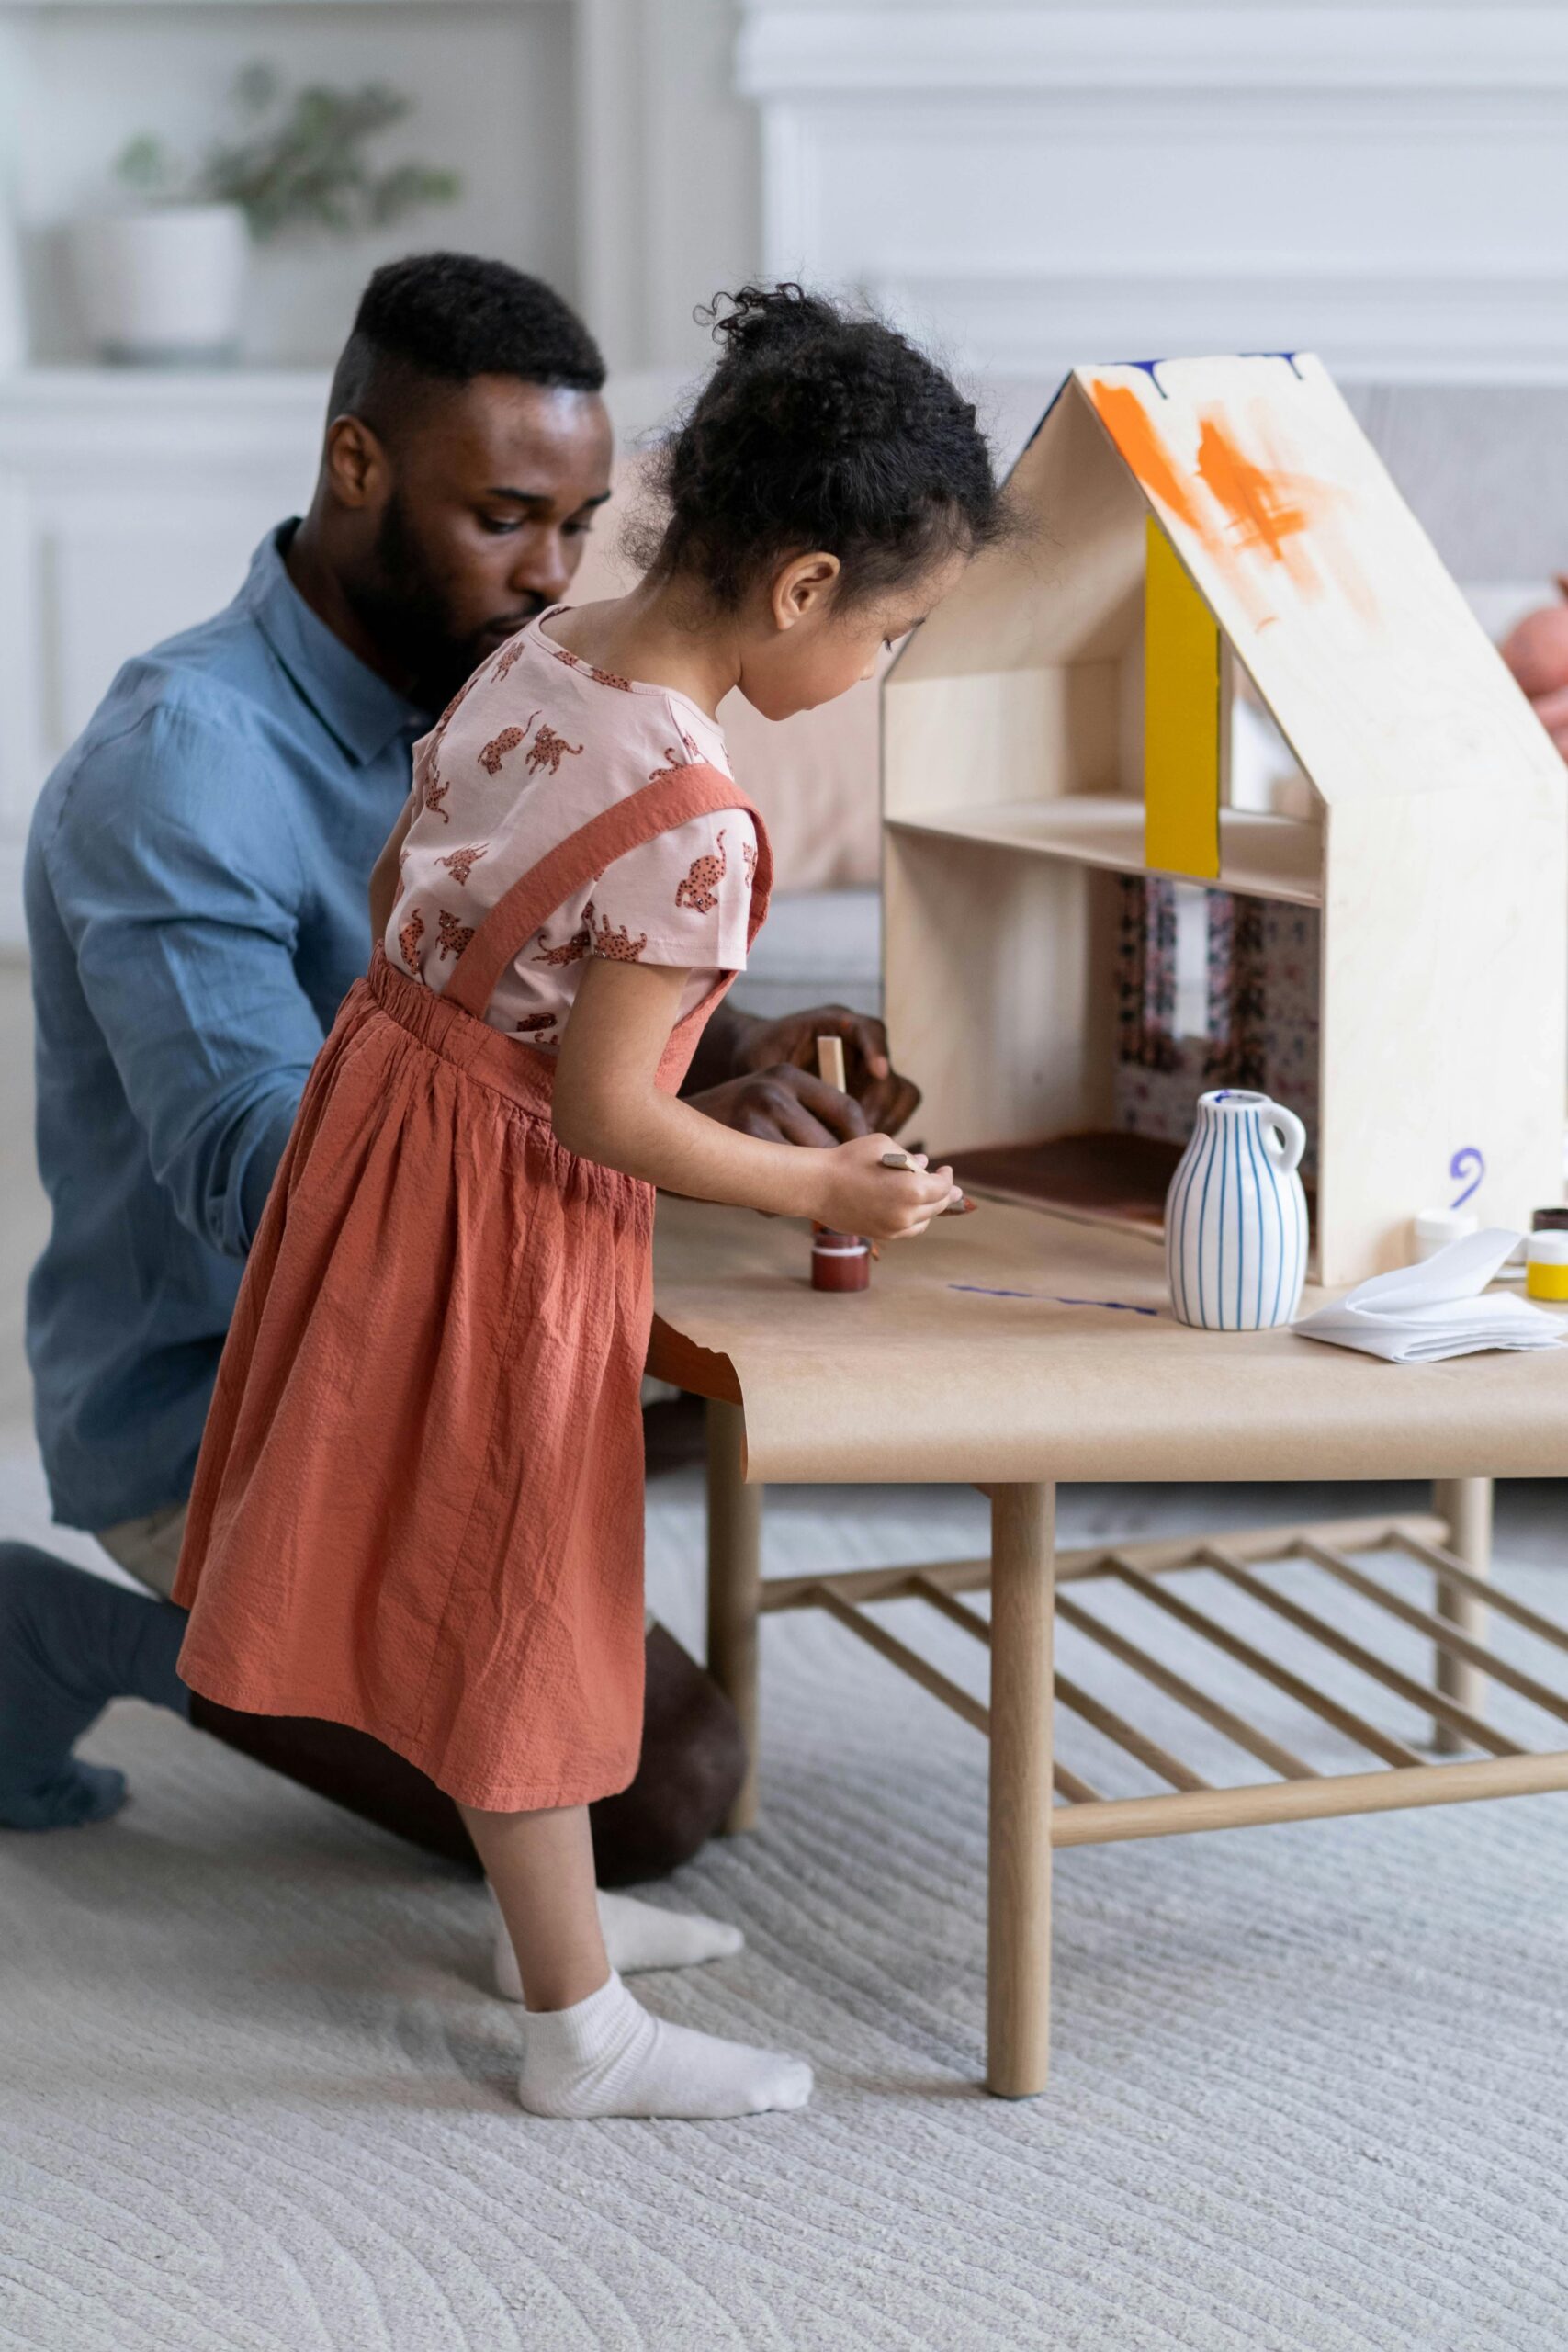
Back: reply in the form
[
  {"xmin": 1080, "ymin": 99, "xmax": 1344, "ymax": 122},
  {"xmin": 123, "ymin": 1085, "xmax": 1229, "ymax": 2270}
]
[
  {"xmin": 3, "ymin": 2, "xmax": 577, "ymax": 366},
  {"xmin": 738, "ymin": 0, "xmax": 1568, "ymax": 388},
  {"xmin": 6, "ymin": 1, "xmax": 1564, "ymax": 384},
  {"xmin": 0, "ymin": 0, "xmax": 760, "ymax": 378},
  {"xmin": 575, "ymin": 0, "xmax": 761, "ymax": 376}
]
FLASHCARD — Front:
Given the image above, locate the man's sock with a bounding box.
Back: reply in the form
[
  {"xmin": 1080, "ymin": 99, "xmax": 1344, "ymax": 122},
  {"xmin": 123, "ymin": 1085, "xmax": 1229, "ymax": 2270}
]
[
  {"xmin": 0, "ymin": 1544, "xmax": 189, "ymax": 1830},
  {"xmin": 491, "ymin": 1883, "xmax": 744, "ymax": 2000},
  {"xmin": 517, "ymin": 1969, "xmax": 812, "ymax": 2120}
]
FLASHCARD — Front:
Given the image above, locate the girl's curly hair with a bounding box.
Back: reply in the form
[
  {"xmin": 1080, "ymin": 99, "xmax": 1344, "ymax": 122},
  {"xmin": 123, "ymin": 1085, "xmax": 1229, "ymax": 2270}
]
[{"xmin": 634, "ymin": 283, "xmax": 1005, "ymax": 609}]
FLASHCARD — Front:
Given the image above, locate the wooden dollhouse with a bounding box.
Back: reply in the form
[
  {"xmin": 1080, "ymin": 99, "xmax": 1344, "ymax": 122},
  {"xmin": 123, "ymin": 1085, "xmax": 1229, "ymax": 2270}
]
[{"xmin": 883, "ymin": 352, "xmax": 1568, "ymax": 1284}]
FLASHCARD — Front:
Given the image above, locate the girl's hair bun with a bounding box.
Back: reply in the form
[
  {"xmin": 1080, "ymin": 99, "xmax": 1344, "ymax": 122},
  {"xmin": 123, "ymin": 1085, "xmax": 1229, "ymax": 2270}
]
[
  {"xmin": 635, "ymin": 282, "xmax": 1002, "ymax": 610},
  {"xmin": 710, "ymin": 287, "xmax": 905, "ymax": 452}
]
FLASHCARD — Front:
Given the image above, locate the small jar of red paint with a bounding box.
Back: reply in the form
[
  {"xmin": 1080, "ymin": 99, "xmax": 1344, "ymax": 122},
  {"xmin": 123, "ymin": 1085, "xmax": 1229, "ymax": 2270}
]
[{"xmin": 810, "ymin": 1227, "xmax": 872, "ymax": 1293}]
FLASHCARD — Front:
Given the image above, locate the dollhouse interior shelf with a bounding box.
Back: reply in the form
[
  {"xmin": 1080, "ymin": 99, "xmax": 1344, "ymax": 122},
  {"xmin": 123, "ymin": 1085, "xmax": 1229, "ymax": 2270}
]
[{"xmin": 886, "ymin": 797, "xmax": 1324, "ymax": 907}]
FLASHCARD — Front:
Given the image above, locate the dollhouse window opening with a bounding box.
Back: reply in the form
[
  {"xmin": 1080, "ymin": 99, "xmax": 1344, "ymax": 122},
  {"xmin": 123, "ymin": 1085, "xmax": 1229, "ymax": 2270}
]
[{"xmin": 1225, "ymin": 655, "xmax": 1317, "ymax": 826}]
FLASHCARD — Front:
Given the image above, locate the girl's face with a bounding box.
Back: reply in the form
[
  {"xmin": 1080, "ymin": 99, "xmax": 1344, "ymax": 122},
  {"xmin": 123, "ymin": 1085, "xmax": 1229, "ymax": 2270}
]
[{"xmin": 736, "ymin": 546, "xmax": 971, "ymax": 721}]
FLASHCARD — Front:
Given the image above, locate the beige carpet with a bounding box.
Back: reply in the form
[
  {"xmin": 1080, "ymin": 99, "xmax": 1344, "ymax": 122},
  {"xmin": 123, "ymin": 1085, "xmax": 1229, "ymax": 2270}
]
[{"xmin": 6, "ymin": 1453, "xmax": 1568, "ymax": 2351}]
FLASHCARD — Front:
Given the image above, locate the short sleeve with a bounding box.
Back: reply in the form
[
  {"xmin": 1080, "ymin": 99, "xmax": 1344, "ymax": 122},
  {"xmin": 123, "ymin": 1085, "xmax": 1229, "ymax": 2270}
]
[{"xmin": 589, "ymin": 808, "xmax": 758, "ymax": 972}]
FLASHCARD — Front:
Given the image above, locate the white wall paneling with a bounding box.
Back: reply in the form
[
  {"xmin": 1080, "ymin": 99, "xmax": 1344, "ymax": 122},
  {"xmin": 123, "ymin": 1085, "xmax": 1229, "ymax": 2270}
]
[
  {"xmin": 738, "ymin": 4, "xmax": 1568, "ymax": 387},
  {"xmin": 0, "ymin": 368, "xmax": 324, "ymax": 943},
  {"xmin": 574, "ymin": 0, "xmax": 761, "ymax": 374}
]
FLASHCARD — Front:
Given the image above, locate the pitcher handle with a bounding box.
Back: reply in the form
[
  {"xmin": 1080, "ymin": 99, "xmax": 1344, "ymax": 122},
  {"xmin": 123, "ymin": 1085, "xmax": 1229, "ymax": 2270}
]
[{"xmin": 1261, "ymin": 1103, "xmax": 1306, "ymax": 1174}]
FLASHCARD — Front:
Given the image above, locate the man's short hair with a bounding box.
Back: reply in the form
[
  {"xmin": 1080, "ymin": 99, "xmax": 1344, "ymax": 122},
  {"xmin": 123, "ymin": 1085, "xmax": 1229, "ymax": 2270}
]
[{"xmin": 329, "ymin": 252, "xmax": 606, "ymax": 434}]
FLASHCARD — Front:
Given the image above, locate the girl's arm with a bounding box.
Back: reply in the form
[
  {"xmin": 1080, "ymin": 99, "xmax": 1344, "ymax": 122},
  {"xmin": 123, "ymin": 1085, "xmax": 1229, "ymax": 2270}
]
[
  {"xmin": 553, "ymin": 958, "xmax": 956, "ymax": 1241},
  {"xmin": 368, "ymin": 787, "xmax": 420, "ymax": 952}
]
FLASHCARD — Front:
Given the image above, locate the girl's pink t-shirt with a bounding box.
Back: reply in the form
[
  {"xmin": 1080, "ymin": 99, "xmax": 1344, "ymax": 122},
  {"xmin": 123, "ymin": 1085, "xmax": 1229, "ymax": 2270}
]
[{"xmin": 387, "ymin": 608, "xmax": 757, "ymax": 1048}]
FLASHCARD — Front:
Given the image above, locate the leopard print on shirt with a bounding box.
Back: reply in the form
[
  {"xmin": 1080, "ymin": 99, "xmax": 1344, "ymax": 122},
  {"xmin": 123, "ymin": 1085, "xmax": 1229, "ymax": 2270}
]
[
  {"xmin": 675, "ymin": 830, "xmax": 727, "ymax": 915},
  {"xmin": 532, "ymin": 903, "xmax": 596, "ymax": 967},
  {"xmin": 543, "ymin": 639, "xmax": 632, "ymax": 693},
  {"xmin": 436, "ymin": 844, "xmax": 488, "ymax": 888},
  {"xmin": 592, "ymin": 910, "xmax": 648, "ymax": 962},
  {"xmin": 525, "ymin": 723, "xmax": 583, "ymax": 776},
  {"xmin": 437, "ymin": 910, "xmax": 475, "ymax": 962},
  {"xmin": 478, "ymin": 726, "xmax": 527, "ymax": 777}
]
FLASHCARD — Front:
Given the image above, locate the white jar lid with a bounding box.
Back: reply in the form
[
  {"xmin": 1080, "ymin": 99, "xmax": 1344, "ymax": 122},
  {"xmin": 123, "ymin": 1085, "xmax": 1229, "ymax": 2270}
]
[{"xmin": 1414, "ymin": 1208, "xmax": 1478, "ymax": 1246}]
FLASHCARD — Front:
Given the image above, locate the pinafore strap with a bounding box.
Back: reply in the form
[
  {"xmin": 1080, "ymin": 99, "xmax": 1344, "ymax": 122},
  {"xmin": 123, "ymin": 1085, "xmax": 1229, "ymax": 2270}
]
[{"xmin": 442, "ymin": 763, "xmax": 771, "ymax": 1023}]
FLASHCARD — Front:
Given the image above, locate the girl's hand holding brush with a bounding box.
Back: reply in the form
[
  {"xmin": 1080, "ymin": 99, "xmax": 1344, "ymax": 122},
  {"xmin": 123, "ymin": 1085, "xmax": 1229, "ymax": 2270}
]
[{"xmin": 813, "ymin": 1134, "xmax": 961, "ymax": 1243}]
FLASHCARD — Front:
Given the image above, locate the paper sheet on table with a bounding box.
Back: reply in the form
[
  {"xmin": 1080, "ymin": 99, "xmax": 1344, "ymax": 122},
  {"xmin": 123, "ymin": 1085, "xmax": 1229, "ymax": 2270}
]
[{"xmin": 1293, "ymin": 1228, "xmax": 1568, "ymax": 1363}]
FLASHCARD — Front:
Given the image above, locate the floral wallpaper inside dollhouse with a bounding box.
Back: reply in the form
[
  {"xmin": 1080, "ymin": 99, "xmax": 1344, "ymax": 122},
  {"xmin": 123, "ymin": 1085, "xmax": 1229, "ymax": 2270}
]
[{"xmin": 1113, "ymin": 877, "xmax": 1320, "ymax": 1179}]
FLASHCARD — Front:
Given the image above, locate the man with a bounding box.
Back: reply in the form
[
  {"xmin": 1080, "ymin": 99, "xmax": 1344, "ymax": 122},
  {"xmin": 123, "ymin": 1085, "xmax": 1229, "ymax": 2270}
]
[{"xmin": 0, "ymin": 253, "xmax": 916, "ymax": 1874}]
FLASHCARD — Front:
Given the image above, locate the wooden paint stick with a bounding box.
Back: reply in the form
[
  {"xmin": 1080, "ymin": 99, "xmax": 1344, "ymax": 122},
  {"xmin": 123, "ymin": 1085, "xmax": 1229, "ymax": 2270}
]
[{"xmin": 881, "ymin": 1148, "xmax": 976, "ymax": 1215}]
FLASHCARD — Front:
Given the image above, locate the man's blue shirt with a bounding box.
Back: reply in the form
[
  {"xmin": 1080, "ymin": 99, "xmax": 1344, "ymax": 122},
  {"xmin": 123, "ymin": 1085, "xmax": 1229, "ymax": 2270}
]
[{"xmin": 25, "ymin": 525, "xmax": 427, "ymax": 1529}]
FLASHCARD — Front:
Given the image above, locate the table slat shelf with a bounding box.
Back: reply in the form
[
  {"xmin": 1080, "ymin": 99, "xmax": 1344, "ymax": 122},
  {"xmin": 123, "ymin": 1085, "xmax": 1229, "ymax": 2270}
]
[{"xmin": 787, "ymin": 1519, "xmax": 1568, "ymax": 1854}]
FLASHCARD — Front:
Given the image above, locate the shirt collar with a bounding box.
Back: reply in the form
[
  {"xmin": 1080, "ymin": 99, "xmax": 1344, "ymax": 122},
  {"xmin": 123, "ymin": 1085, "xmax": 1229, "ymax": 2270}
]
[{"xmin": 244, "ymin": 523, "xmax": 430, "ymax": 765}]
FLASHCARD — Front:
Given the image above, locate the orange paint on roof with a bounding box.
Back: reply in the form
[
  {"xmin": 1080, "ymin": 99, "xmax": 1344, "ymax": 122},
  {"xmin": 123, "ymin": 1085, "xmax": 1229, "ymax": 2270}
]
[
  {"xmin": 1089, "ymin": 377, "xmax": 1375, "ymax": 623},
  {"xmin": 1194, "ymin": 413, "xmax": 1311, "ymax": 565},
  {"xmin": 1088, "ymin": 382, "xmax": 1201, "ymax": 531}
]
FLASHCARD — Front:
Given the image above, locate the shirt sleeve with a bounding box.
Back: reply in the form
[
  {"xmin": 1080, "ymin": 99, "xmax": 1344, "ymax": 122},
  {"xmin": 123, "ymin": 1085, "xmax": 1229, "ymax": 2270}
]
[
  {"xmin": 43, "ymin": 691, "xmax": 324, "ymax": 1260},
  {"xmin": 589, "ymin": 808, "xmax": 757, "ymax": 972}
]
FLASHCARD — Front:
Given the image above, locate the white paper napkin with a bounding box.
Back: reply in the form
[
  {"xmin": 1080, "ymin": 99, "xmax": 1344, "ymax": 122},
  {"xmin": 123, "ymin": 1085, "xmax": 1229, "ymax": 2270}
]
[{"xmin": 1292, "ymin": 1228, "xmax": 1568, "ymax": 1363}]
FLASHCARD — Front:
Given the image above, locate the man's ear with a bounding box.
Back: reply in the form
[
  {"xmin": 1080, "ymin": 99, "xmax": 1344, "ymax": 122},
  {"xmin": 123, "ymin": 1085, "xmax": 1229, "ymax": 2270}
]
[
  {"xmin": 321, "ymin": 414, "xmax": 391, "ymax": 513},
  {"xmin": 769, "ymin": 551, "xmax": 840, "ymax": 633}
]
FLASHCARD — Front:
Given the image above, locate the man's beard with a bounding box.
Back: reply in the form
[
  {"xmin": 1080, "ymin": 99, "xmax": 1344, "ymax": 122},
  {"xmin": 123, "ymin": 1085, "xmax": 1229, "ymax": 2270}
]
[{"xmin": 347, "ymin": 494, "xmax": 547, "ymax": 715}]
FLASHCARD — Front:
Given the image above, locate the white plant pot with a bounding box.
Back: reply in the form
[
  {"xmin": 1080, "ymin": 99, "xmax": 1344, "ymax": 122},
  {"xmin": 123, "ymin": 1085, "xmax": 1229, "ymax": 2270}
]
[{"xmin": 69, "ymin": 205, "xmax": 248, "ymax": 366}]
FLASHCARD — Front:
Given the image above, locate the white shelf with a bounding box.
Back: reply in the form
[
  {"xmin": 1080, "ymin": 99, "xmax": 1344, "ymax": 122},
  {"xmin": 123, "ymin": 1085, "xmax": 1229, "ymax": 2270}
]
[{"xmin": 886, "ymin": 795, "xmax": 1324, "ymax": 907}]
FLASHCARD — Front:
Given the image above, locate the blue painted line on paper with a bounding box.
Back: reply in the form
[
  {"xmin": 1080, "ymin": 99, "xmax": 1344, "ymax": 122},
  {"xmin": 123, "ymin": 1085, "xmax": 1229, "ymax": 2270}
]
[{"xmin": 949, "ymin": 1285, "xmax": 1158, "ymax": 1317}]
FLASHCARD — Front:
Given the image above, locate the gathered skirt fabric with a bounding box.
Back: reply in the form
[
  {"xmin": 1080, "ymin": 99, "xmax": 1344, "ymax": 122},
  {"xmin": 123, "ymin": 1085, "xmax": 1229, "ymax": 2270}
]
[{"xmin": 172, "ymin": 955, "xmax": 653, "ymax": 1813}]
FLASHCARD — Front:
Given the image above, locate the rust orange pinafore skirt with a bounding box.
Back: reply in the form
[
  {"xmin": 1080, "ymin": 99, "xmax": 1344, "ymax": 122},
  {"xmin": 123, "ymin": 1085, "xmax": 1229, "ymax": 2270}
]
[{"xmin": 173, "ymin": 763, "xmax": 771, "ymax": 1813}]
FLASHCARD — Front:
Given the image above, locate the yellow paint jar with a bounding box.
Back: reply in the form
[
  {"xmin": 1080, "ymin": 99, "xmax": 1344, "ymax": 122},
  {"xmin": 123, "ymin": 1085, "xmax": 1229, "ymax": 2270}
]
[{"xmin": 1526, "ymin": 1233, "xmax": 1568, "ymax": 1300}]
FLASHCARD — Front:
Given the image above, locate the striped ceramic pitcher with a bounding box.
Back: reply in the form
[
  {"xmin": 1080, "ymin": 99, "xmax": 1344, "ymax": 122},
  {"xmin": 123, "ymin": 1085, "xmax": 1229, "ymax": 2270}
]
[{"xmin": 1165, "ymin": 1090, "xmax": 1309, "ymax": 1331}]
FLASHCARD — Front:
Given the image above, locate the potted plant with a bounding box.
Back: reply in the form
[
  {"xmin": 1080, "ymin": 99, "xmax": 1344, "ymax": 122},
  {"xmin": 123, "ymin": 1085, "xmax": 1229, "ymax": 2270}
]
[{"xmin": 70, "ymin": 63, "xmax": 461, "ymax": 366}]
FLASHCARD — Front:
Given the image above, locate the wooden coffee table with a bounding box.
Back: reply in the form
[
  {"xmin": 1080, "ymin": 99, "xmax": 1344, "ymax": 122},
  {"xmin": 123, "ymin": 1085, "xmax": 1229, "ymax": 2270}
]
[{"xmin": 649, "ymin": 1193, "xmax": 1568, "ymax": 2097}]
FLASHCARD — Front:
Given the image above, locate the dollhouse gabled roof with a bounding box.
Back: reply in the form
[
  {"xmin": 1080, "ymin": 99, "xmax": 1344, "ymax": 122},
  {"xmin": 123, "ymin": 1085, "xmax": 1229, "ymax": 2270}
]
[{"xmin": 903, "ymin": 351, "xmax": 1564, "ymax": 816}]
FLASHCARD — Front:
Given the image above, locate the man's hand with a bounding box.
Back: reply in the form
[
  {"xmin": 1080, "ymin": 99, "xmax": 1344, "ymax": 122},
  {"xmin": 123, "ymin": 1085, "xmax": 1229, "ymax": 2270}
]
[
  {"xmin": 728, "ymin": 1005, "xmax": 920, "ymax": 1136},
  {"xmin": 682, "ymin": 1064, "xmax": 874, "ymax": 1148}
]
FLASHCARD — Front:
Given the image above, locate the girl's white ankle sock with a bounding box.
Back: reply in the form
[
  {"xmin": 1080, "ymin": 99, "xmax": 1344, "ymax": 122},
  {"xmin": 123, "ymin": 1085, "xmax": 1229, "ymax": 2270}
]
[
  {"xmin": 491, "ymin": 1885, "xmax": 743, "ymax": 2000},
  {"xmin": 517, "ymin": 1969, "xmax": 812, "ymax": 2120}
]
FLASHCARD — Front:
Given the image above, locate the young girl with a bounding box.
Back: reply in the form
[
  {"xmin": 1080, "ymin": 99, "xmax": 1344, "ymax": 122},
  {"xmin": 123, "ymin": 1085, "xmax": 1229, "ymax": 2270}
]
[{"xmin": 173, "ymin": 284, "xmax": 1004, "ymax": 2120}]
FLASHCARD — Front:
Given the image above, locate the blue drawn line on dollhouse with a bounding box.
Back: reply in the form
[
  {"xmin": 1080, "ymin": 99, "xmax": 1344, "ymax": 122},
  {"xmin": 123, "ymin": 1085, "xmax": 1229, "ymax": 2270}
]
[{"xmin": 1449, "ymin": 1148, "xmax": 1485, "ymax": 1209}]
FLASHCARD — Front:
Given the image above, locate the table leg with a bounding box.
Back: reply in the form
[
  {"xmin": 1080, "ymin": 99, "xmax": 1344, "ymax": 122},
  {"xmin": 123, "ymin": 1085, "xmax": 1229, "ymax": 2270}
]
[
  {"xmin": 987, "ymin": 1481, "xmax": 1055, "ymax": 2098},
  {"xmin": 705, "ymin": 1397, "xmax": 762, "ymax": 1832},
  {"xmin": 1431, "ymin": 1476, "xmax": 1492, "ymax": 1754}
]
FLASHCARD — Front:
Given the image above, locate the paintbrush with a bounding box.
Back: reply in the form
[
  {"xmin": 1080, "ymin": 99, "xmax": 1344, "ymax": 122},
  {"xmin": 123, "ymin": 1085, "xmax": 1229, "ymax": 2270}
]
[
  {"xmin": 813, "ymin": 1035, "xmax": 970, "ymax": 1214},
  {"xmin": 880, "ymin": 1148, "xmax": 976, "ymax": 1215}
]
